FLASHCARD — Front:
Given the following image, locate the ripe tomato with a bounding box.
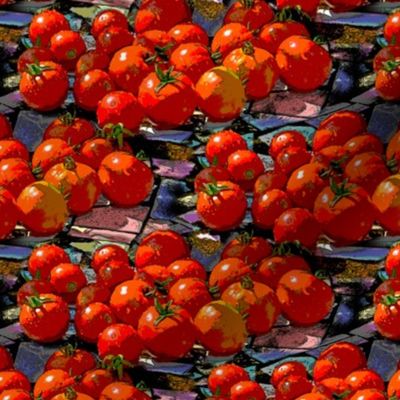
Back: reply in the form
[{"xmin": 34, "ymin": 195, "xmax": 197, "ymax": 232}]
[
  {"xmin": 327, "ymin": 0, "xmax": 363, "ymax": 11},
  {"xmin": 259, "ymin": 21, "xmax": 309, "ymax": 55},
  {"xmin": 386, "ymin": 244, "xmax": 400, "ymax": 278},
  {"xmin": 224, "ymin": 0, "xmax": 274, "ymax": 30},
  {"xmin": 374, "ymin": 279, "xmax": 400, "ymax": 304},
  {"xmin": 133, "ymin": 29, "xmax": 172, "ymax": 54},
  {"xmin": 387, "ymin": 129, "xmax": 400, "ymax": 161},
  {"xmin": 373, "ymin": 45, "xmax": 400, "ymax": 72},
  {"xmin": 92, "ymin": 245, "xmax": 129, "ymax": 272},
  {"xmin": 19, "ymin": 294, "xmax": 70, "ymax": 342},
  {"xmin": 74, "ymin": 69, "xmax": 115, "ymax": 111},
  {"xmin": 20, "ymin": 61, "xmax": 68, "ymax": 111},
  {"xmin": 314, "ymin": 182, "xmax": 376, "ymax": 245},
  {"xmin": 276, "ymin": 0, "xmax": 320, "ymax": 15},
  {"xmin": 223, "ymin": 43, "xmax": 279, "ymax": 100},
  {"xmin": 17, "ymin": 47, "xmax": 54, "ymax": 73},
  {"xmin": 96, "ymin": 27, "xmax": 133, "ymax": 56},
  {"xmin": 97, "ymin": 91, "xmax": 144, "ymax": 133},
  {"xmin": 33, "ymin": 369, "xmax": 76, "ymax": 400},
  {"xmin": 170, "ymin": 43, "xmax": 215, "ymax": 85},
  {"xmin": 273, "ymin": 208, "xmax": 321, "ymax": 249},
  {"xmin": 194, "ymin": 166, "xmax": 231, "ymax": 193},
  {"xmin": 269, "ymin": 130, "xmax": 307, "ymax": 159},
  {"xmin": 0, "ymin": 140, "xmax": 28, "ymax": 162},
  {"xmin": 205, "ymin": 129, "xmax": 248, "ymax": 166},
  {"xmin": 44, "ymin": 114, "xmax": 95, "ymax": 146},
  {"xmin": 51, "ymin": 390, "xmax": 95, "ymax": 400},
  {"xmin": 230, "ymin": 380, "xmax": 266, "ymax": 400},
  {"xmin": 98, "ymin": 152, "xmax": 153, "ymax": 207},
  {"xmin": 138, "ymin": 301, "xmax": 196, "ymax": 360},
  {"xmin": 197, "ymin": 181, "xmax": 247, "ymax": 231},
  {"xmin": 194, "ymin": 300, "xmax": 248, "ymax": 356},
  {"xmin": 17, "ymin": 279, "xmax": 53, "ymax": 306},
  {"xmin": 0, "ymin": 389, "xmax": 31, "ymax": 400},
  {"xmin": 97, "ymin": 260, "xmax": 135, "ymax": 289},
  {"xmin": 345, "ymin": 369, "xmax": 384, "ymax": 392},
  {"xmin": 384, "ymin": 11, "xmax": 400, "ymax": 44},
  {"xmin": 0, "ymin": 188, "xmax": 18, "ymax": 240},
  {"xmin": 109, "ymin": 279, "xmax": 152, "ymax": 327},
  {"xmin": 252, "ymin": 189, "xmax": 292, "ymax": 229},
  {"xmin": 388, "ymin": 370, "xmax": 400, "ymax": 398},
  {"xmin": 28, "ymin": 244, "xmax": 70, "ymax": 280},
  {"xmin": 255, "ymin": 254, "xmax": 311, "ymax": 289},
  {"xmin": 135, "ymin": 230, "xmax": 189, "ymax": 269},
  {"xmin": 0, "ymin": 346, "xmax": 13, "ymax": 371},
  {"xmin": 374, "ymin": 293, "xmax": 400, "ymax": 340},
  {"xmin": 311, "ymin": 145, "xmax": 349, "ymax": 170},
  {"xmin": 76, "ymin": 283, "xmax": 111, "ymax": 310},
  {"xmin": 135, "ymin": 264, "xmax": 171, "ymax": 288},
  {"xmin": 45, "ymin": 345, "xmax": 96, "ymax": 376},
  {"xmin": 32, "ymin": 138, "xmax": 76, "ymax": 174},
  {"xmin": 275, "ymin": 375, "xmax": 313, "ymax": 400},
  {"xmin": 254, "ymin": 169, "xmax": 288, "ymax": 196},
  {"xmin": 17, "ymin": 181, "xmax": 68, "ymax": 236},
  {"xmin": 375, "ymin": 61, "xmax": 400, "ymax": 101},
  {"xmin": 134, "ymin": 0, "xmax": 191, "ymax": 33},
  {"xmin": 196, "ymin": 66, "xmax": 246, "ymax": 122},
  {"xmin": 75, "ymin": 302, "xmax": 116, "ymax": 343},
  {"xmin": 99, "ymin": 382, "xmax": 151, "ymax": 400},
  {"xmin": 76, "ymin": 50, "xmax": 110, "ymax": 77},
  {"xmin": 168, "ymin": 23, "xmax": 209, "ymax": 47},
  {"xmin": 275, "ymin": 146, "xmax": 311, "ymax": 175},
  {"xmin": 0, "ymin": 113, "xmax": 12, "ymax": 139},
  {"xmin": 0, "ymin": 371, "xmax": 30, "ymax": 393},
  {"xmin": 208, "ymin": 364, "xmax": 249, "ymax": 396},
  {"xmin": 91, "ymin": 9, "xmax": 128, "ymax": 38},
  {"xmin": 343, "ymin": 134, "xmax": 383, "ymax": 158},
  {"xmin": 349, "ymin": 389, "xmax": 386, "ymax": 400},
  {"xmin": 227, "ymin": 150, "xmax": 265, "ymax": 191},
  {"xmin": 276, "ymin": 36, "xmax": 332, "ymax": 91},
  {"xmin": 286, "ymin": 163, "xmax": 327, "ymax": 210},
  {"xmin": 167, "ymin": 258, "xmax": 207, "ymax": 282},
  {"xmin": 222, "ymin": 279, "xmax": 280, "ymax": 335},
  {"xmin": 313, "ymin": 342, "xmax": 367, "ymax": 381},
  {"xmin": 271, "ymin": 361, "xmax": 308, "ymax": 388},
  {"xmin": 312, "ymin": 377, "xmax": 351, "ymax": 399},
  {"xmin": 50, "ymin": 30, "xmax": 86, "ymax": 70},
  {"xmin": 29, "ymin": 9, "xmax": 70, "ymax": 47},
  {"xmin": 276, "ymin": 270, "xmax": 334, "ymax": 326},
  {"xmin": 314, "ymin": 111, "xmax": 367, "ymax": 151}
]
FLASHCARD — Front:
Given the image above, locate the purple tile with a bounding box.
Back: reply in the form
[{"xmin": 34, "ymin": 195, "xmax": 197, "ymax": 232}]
[
  {"xmin": 0, "ymin": 91, "xmax": 23, "ymax": 109},
  {"xmin": 315, "ymin": 245, "xmax": 389, "ymax": 261},
  {"xmin": 0, "ymin": 11, "xmax": 33, "ymax": 27},
  {"xmin": 0, "ymin": 323, "xmax": 24, "ymax": 341},
  {"xmin": 68, "ymin": 227, "xmax": 137, "ymax": 244},
  {"xmin": 70, "ymin": 0, "xmax": 135, "ymax": 6},
  {"xmin": 153, "ymin": 158, "xmax": 196, "ymax": 179},
  {"xmin": 316, "ymin": 11, "xmax": 387, "ymax": 27},
  {"xmin": 368, "ymin": 340, "xmax": 400, "ymax": 382},
  {"xmin": 351, "ymin": 88, "xmax": 379, "ymax": 105},
  {"xmin": 178, "ymin": 210, "xmax": 201, "ymax": 224},
  {"xmin": 350, "ymin": 321, "xmax": 378, "ymax": 339},
  {"xmin": 153, "ymin": 389, "xmax": 198, "ymax": 400},
  {"xmin": 242, "ymin": 114, "xmax": 305, "ymax": 131},
  {"xmin": 143, "ymin": 128, "xmax": 193, "ymax": 143},
  {"xmin": 245, "ymin": 348, "xmax": 305, "ymax": 363},
  {"xmin": 140, "ymin": 360, "xmax": 193, "ymax": 375}
]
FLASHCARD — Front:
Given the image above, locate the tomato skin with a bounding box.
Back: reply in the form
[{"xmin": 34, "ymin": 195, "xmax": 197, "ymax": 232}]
[
  {"xmin": 50, "ymin": 392, "xmax": 94, "ymax": 400},
  {"xmin": 17, "ymin": 279, "xmax": 54, "ymax": 306},
  {"xmin": 50, "ymin": 30, "xmax": 86, "ymax": 70},
  {"xmin": 17, "ymin": 181, "xmax": 69, "ymax": 236},
  {"xmin": 384, "ymin": 12, "xmax": 400, "ymax": 45},
  {"xmin": 387, "ymin": 129, "xmax": 400, "ymax": 161},
  {"xmin": 97, "ymin": 260, "xmax": 135, "ymax": 290},
  {"xmin": 19, "ymin": 294, "xmax": 70, "ymax": 343},
  {"xmin": 0, "ymin": 188, "xmax": 19, "ymax": 240},
  {"xmin": 276, "ymin": 0, "xmax": 320, "ymax": 15},
  {"xmin": 20, "ymin": 61, "xmax": 68, "ymax": 111},
  {"xmin": 33, "ymin": 369, "xmax": 76, "ymax": 400},
  {"xmin": 374, "ymin": 279, "xmax": 400, "ymax": 304},
  {"xmin": 206, "ymin": 129, "xmax": 248, "ymax": 166},
  {"xmin": 194, "ymin": 166, "xmax": 231, "ymax": 193},
  {"xmin": 135, "ymin": 230, "xmax": 190, "ymax": 269},
  {"xmin": 388, "ymin": 370, "xmax": 400, "ymax": 399},
  {"xmin": 134, "ymin": 30, "xmax": 173, "ymax": 57},
  {"xmin": 75, "ymin": 302, "xmax": 116, "ymax": 343},
  {"xmin": 276, "ymin": 36, "xmax": 332, "ymax": 91},
  {"xmin": 345, "ymin": 369, "xmax": 384, "ymax": 392},
  {"xmin": 343, "ymin": 134, "xmax": 383, "ymax": 158},
  {"xmin": 76, "ymin": 50, "xmax": 110, "ymax": 77},
  {"xmin": 196, "ymin": 66, "xmax": 246, "ymax": 122},
  {"xmin": 375, "ymin": 64, "xmax": 400, "ymax": 101},
  {"xmin": 208, "ymin": 364, "xmax": 249, "ymax": 396},
  {"xmin": 276, "ymin": 270, "xmax": 334, "ymax": 326},
  {"xmin": 17, "ymin": 47, "xmax": 54, "ymax": 73},
  {"xmin": 166, "ymin": 259, "xmax": 206, "ymax": 283},
  {"xmin": 99, "ymin": 382, "xmax": 151, "ymax": 400},
  {"xmin": 230, "ymin": 380, "xmax": 266, "ymax": 400},
  {"xmin": 374, "ymin": 296, "xmax": 400, "ymax": 340},
  {"xmin": 0, "ymin": 371, "xmax": 30, "ymax": 393},
  {"xmin": 29, "ymin": 9, "xmax": 70, "ymax": 48},
  {"xmin": 222, "ymin": 236, "xmax": 272, "ymax": 265},
  {"xmin": 0, "ymin": 389, "xmax": 31, "ymax": 400},
  {"xmin": 194, "ymin": 300, "xmax": 248, "ymax": 356},
  {"xmin": 0, "ymin": 114, "xmax": 12, "ymax": 139},
  {"xmin": 349, "ymin": 389, "xmax": 386, "ymax": 400},
  {"xmin": 197, "ymin": 181, "xmax": 247, "ymax": 231},
  {"xmin": 386, "ymin": 244, "xmax": 400, "ymax": 278},
  {"xmin": 0, "ymin": 140, "xmax": 28, "ymax": 162},
  {"xmin": 270, "ymin": 130, "xmax": 307, "ymax": 159},
  {"xmin": 373, "ymin": 45, "xmax": 400, "ymax": 72},
  {"xmin": 168, "ymin": 23, "xmax": 209, "ymax": 47},
  {"xmin": 76, "ymin": 283, "xmax": 111, "ymax": 310},
  {"xmin": 91, "ymin": 9, "xmax": 128, "ymax": 38},
  {"xmin": 271, "ymin": 361, "xmax": 308, "ymax": 388},
  {"xmin": 274, "ymin": 208, "xmax": 321, "ymax": 249},
  {"xmin": 311, "ymin": 146, "xmax": 348, "ymax": 169},
  {"xmin": 98, "ymin": 152, "xmax": 153, "ymax": 207},
  {"xmin": 92, "ymin": 245, "xmax": 129, "ymax": 272},
  {"xmin": 259, "ymin": 21, "xmax": 309, "ymax": 55},
  {"xmin": 0, "ymin": 346, "xmax": 13, "ymax": 371},
  {"xmin": 275, "ymin": 375, "xmax": 313, "ymax": 400},
  {"xmin": 312, "ymin": 377, "xmax": 351, "ymax": 399},
  {"xmin": 275, "ymin": 146, "xmax": 311, "ymax": 175},
  {"xmin": 96, "ymin": 27, "xmax": 134, "ymax": 56},
  {"xmin": 254, "ymin": 170, "xmax": 288, "ymax": 196}
]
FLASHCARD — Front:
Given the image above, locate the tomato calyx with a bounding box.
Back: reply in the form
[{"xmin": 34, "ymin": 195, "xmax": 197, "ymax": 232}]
[
  {"xmin": 320, "ymin": 155, "xmax": 348, "ymax": 178},
  {"xmin": 101, "ymin": 354, "xmax": 134, "ymax": 380},
  {"xmin": 387, "ymin": 156, "xmax": 399, "ymax": 174},
  {"xmin": 25, "ymin": 295, "xmax": 55, "ymax": 308},
  {"xmin": 236, "ymin": 230, "xmax": 254, "ymax": 245},
  {"xmin": 63, "ymin": 156, "xmax": 77, "ymax": 171},
  {"xmin": 272, "ymin": 241, "xmax": 311, "ymax": 257},
  {"xmin": 59, "ymin": 343, "xmax": 78, "ymax": 357},
  {"xmin": 100, "ymin": 123, "xmax": 134, "ymax": 148},
  {"xmin": 380, "ymin": 293, "xmax": 400, "ymax": 306},
  {"xmin": 25, "ymin": 62, "xmax": 53, "ymax": 76},
  {"xmin": 275, "ymin": 6, "xmax": 312, "ymax": 24},
  {"xmin": 201, "ymin": 182, "xmax": 231, "ymax": 196},
  {"xmin": 333, "ymin": 390, "xmax": 353, "ymax": 400},
  {"xmin": 241, "ymin": 275, "xmax": 255, "ymax": 290},
  {"xmin": 154, "ymin": 65, "xmax": 182, "ymax": 93},
  {"xmin": 154, "ymin": 298, "xmax": 176, "ymax": 326},
  {"xmin": 208, "ymin": 285, "xmax": 220, "ymax": 298},
  {"xmin": 329, "ymin": 178, "xmax": 356, "ymax": 208},
  {"xmin": 242, "ymin": 41, "xmax": 255, "ymax": 56},
  {"xmin": 239, "ymin": 0, "xmax": 255, "ymax": 8},
  {"xmin": 382, "ymin": 59, "xmax": 400, "ymax": 72},
  {"xmin": 210, "ymin": 50, "xmax": 223, "ymax": 65},
  {"xmin": 59, "ymin": 111, "xmax": 76, "ymax": 126},
  {"xmin": 64, "ymin": 386, "xmax": 78, "ymax": 400}
]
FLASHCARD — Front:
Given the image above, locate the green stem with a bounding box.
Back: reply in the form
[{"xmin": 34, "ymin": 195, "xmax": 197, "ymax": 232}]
[{"xmin": 154, "ymin": 298, "xmax": 175, "ymax": 326}]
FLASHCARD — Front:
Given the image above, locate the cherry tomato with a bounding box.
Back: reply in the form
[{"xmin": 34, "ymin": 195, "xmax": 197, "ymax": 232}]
[
  {"xmin": 327, "ymin": 0, "xmax": 363, "ymax": 11},
  {"xmin": 33, "ymin": 369, "xmax": 76, "ymax": 400},
  {"xmin": 91, "ymin": 9, "xmax": 128, "ymax": 38},
  {"xmin": 386, "ymin": 244, "xmax": 400, "ymax": 278},
  {"xmin": 277, "ymin": 270, "xmax": 334, "ymax": 326},
  {"xmin": 254, "ymin": 169, "xmax": 288, "ymax": 196},
  {"xmin": 167, "ymin": 258, "xmax": 207, "ymax": 282},
  {"xmin": 349, "ymin": 389, "xmax": 386, "ymax": 400},
  {"xmin": 0, "ymin": 188, "xmax": 18, "ymax": 240},
  {"xmin": 374, "ymin": 293, "xmax": 400, "ymax": 340},
  {"xmin": 343, "ymin": 134, "xmax": 383, "ymax": 159},
  {"xmin": 92, "ymin": 245, "xmax": 129, "ymax": 272},
  {"xmin": 387, "ymin": 129, "xmax": 400, "ymax": 161},
  {"xmin": 75, "ymin": 50, "xmax": 110, "ymax": 77},
  {"xmin": 20, "ymin": 62, "xmax": 68, "ymax": 111},
  {"xmin": 76, "ymin": 283, "xmax": 111, "ymax": 310},
  {"xmin": 345, "ymin": 369, "xmax": 384, "ymax": 392},
  {"xmin": 194, "ymin": 166, "xmax": 231, "ymax": 193},
  {"xmin": 168, "ymin": 23, "xmax": 209, "ymax": 47},
  {"xmin": 311, "ymin": 145, "xmax": 349, "ymax": 170},
  {"xmin": 276, "ymin": 0, "xmax": 320, "ymax": 14},
  {"xmin": 0, "ymin": 113, "xmax": 12, "ymax": 139},
  {"xmin": 271, "ymin": 361, "xmax": 308, "ymax": 388},
  {"xmin": 99, "ymin": 382, "xmax": 151, "ymax": 400},
  {"xmin": 19, "ymin": 294, "xmax": 70, "ymax": 342},
  {"xmin": 17, "ymin": 47, "xmax": 54, "ymax": 73},
  {"xmin": 384, "ymin": 11, "xmax": 400, "ymax": 45},
  {"xmin": 0, "ymin": 371, "xmax": 30, "ymax": 393},
  {"xmin": 135, "ymin": 264, "xmax": 171, "ymax": 289},
  {"xmin": 275, "ymin": 146, "xmax": 311, "ymax": 175},
  {"xmin": 96, "ymin": 26, "xmax": 133, "ymax": 56},
  {"xmin": 275, "ymin": 375, "xmax": 313, "ymax": 400},
  {"xmin": 373, "ymin": 45, "xmax": 400, "ymax": 72},
  {"xmin": 270, "ymin": 130, "xmax": 307, "ymax": 159},
  {"xmin": 17, "ymin": 279, "xmax": 54, "ymax": 306},
  {"xmin": 0, "ymin": 140, "xmax": 28, "ymax": 162},
  {"xmin": 375, "ymin": 61, "xmax": 400, "ymax": 101},
  {"xmin": 208, "ymin": 364, "xmax": 250, "ymax": 396},
  {"xmin": 194, "ymin": 300, "xmax": 248, "ymax": 356},
  {"xmin": 51, "ymin": 390, "xmax": 94, "ymax": 400},
  {"xmin": 388, "ymin": 370, "xmax": 400, "ymax": 399},
  {"xmin": 312, "ymin": 377, "xmax": 351, "ymax": 399},
  {"xmin": 374, "ymin": 279, "xmax": 400, "ymax": 304},
  {"xmin": 0, "ymin": 346, "xmax": 13, "ymax": 371},
  {"xmin": 230, "ymin": 380, "xmax": 266, "ymax": 400},
  {"xmin": 50, "ymin": 30, "xmax": 86, "ymax": 70},
  {"xmin": 97, "ymin": 260, "xmax": 135, "ymax": 290},
  {"xmin": 0, "ymin": 389, "xmax": 31, "ymax": 400}
]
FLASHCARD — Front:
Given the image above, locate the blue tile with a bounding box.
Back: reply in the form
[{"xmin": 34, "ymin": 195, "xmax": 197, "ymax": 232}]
[
  {"xmin": 360, "ymin": 2, "xmax": 400, "ymax": 14},
  {"xmin": 0, "ymin": 245, "xmax": 31, "ymax": 260},
  {"xmin": 140, "ymin": 361, "xmax": 193, "ymax": 376},
  {"xmin": 368, "ymin": 103, "xmax": 400, "ymax": 144},
  {"xmin": 0, "ymin": 11, "xmax": 33, "ymax": 27},
  {"xmin": 368, "ymin": 340, "xmax": 400, "ymax": 382},
  {"xmin": 145, "ymin": 130, "xmax": 193, "ymax": 143},
  {"xmin": 245, "ymin": 348, "xmax": 305, "ymax": 363},
  {"xmin": 242, "ymin": 114, "xmax": 305, "ymax": 131},
  {"xmin": 315, "ymin": 245, "xmax": 389, "ymax": 261},
  {"xmin": 316, "ymin": 11, "xmax": 387, "ymax": 28}
]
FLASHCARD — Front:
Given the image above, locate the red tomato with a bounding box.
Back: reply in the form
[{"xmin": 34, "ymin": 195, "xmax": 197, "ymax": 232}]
[
  {"xmin": 384, "ymin": 12, "xmax": 400, "ymax": 45},
  {"xmin": 254, "ymin": 169, "xmax": 288, "ymax": 196},
  {"xmin": 50, "ymin": 30, "xmax": 86, "ymax": 70},
  {"xmin": 96, "ymin": 91, "xmax": 144, "ymax": 133},
  {"xmin": 75, "ymin": 50, "xmax": 110, "ymax": 77},
  {"xmin": 205, "ymin": 129, "xmax": 248, "ymax": 166},
  {"xmin": 388, "ymin": 370, "xmax": 400, "ymax": 399},
  {"xmin": 276, "ymin": 270, "xmax": 334, "ymax": 326},
  {"xmin": 387, "ymin": 129, "xmax": 400, "ymax": 161},
  {"xmin": 343, "ymin": 134, "xmax": 383, "ymax": 158},
  {"xmin": 327, "ymin": 0, "xmax": 363, "ymax": 11},
  {"xmin": 74, "ymin": 69, "xmax": 115, "ymax": 111},
  {"xmin": 99, "ymin": 382, "xmax": 150, "ymax": 400},
  {"xmin": 28, "ymin": 244, "xmax": 70, "ymax": 280},
  {"xmin": 17, "ymin": 47, "xmax": 54, "ymax": 73},
  {"xmin": 271, "ymin": 361, "xmax": 308, "ymax": 388},
  {"xmin": 345, "ymin": 369, "xmax": 385, "ymax": 392},
  {"xmin": 135, "ymin": 230, "xmax": 190, "ymax": 269},
  {"xmin": 374, "ymin": 293, "xmax": 400, "ymax": 340},
  {"xmin": 0, "ymin": 188, "xmax": 18, "ymax": 240},
  {"xmin": 194, "ymin": 300, "xmax": 248, "ymax": 356},
  {"xmin": 375, "ymin": 61, "xmax": 400, "ymax": 101},
  {"xmin": 133, "ymin": 30, "xmax": 173, "ymax": 61},
  {"xmin": 17, "ymin": 181, "xmax": 68, "ymax": 236},
  {"xmin": 194, "ymin": 166, "xmax": 231, "ymax": 193},
  {"xmin": 0, "ymin": 140, "xmax": 28, "ymax": 162},
  {"xmin": 311, "ymin": 145, "xmax": 349, "ymax": 170},
  {"xmin": 168, "ymin": 23, "xmax": 209, "ymax": 47},
  {"xmin": 0, "ymin": 113, "xmax": 12, "ymax": 139},
  {"xmin": 75, "ymin": 302, "xmax": 116, "ymax": 343},
  {"xmin": 0, "ymin": 389, "xmax": 31, "ymax": 400},
  {"xmin": 110, "ymin": 279, "xmax": 152, "ymax": 327},
  {"xmin": 208, "ymin": 364, "xmax": 249, "ymax": 396},
  {"xmin": 91, "ymin": 9, "xmax": 128, "ymax": 38},
  {"xmin": 276, "ymin": 36, "xmax": 332, "ymax": 91},
  {"xmin": 0, "ymin": 371, "xmax": 30, "ymax": 393},
  {"xmin": 29, "ymin": 9, "xmax": 70, "ymax": 47},
  {"xmin": 276, "ymin": 0, "xmax": 320, "ymax": 15},
  {"xmin": 269, "ymin": 130, "xmax": 307, "ymax": 159},
  {"xmin": 197, "ymin": 181, "xmax": 247, "ymax": 231},
  {"xmin": 275, "ymin": 375, "xmax": 313, "ymax": 400},
  {"xmin": 135, "ymin": 264, "xmax": 171, "ymax": 288},
  {"xmin": 98, "ymin": 152, "xmax": 153, "ymax": 207},
  {"xmin": 50, "ymin": 391, "xmax": 94, "ymax": 400},
  {"xmin": 92, "ymin": 245, "xmax": 129, "ymax": 272},
  {"xmin": 76, "ymin": 283, "xmax": 111, "ymax": 310},
  {"xmin": 96, "ymin": 27, "xmax": 133, "ymax": 56},
  {"xmin": 0, "ymin": 346, "xmax": 13, "ymax": 371},
  {"xmin": 17, "ymin": 279, "xmax": 54, "ymax": 306},
  {"xmin": 252, "ymin": 189, "xmax": 292, "ymax": 229},
  {"xmin": 97, "ymin": 260, "xmax": 135, "ymax": 290},
  {"xmin": 134, "ymin": 0, "xmax": 191, "ymax": 33},
  {"xmin": 19, "ymin": 61, "xmax": 68, "ymax": 111},
  {"xmin": 373, "ymin": 45, "xmax": 400, "ymax": 72},
  {"xmin": 273, "ymin": 208, "xmax": 321, "ymax": 248},
  {"xmin": 167, "ymin": 258, "xmax": 207, "ymax": 282},
  {"xmin": 196, "ymin": 66, "xmax": 246, "ymax": 122},
  {"xmin": 33, "ymin": 369, "xmax": 76, "ymax": 400},
  {"xmin": 230, "ymin": 380, "xmax": 266, "ymax": 400},
  {"xmin": 275, "ymin": 146, "xmax": 311, "ymax": 175},
  {"xmin": 312, "ymin": 377, "xmax": 351, "ymax": 399},
  {"xmin": 19, "ymin": 294, "xmax": 70, "ymax": 342},
  {"xmin": 374, "ymin": 279, "xmax": 400, "ymax": 304},
  {"xmin": 259, "ymin": 21, "xmax": 310, "ymax": 55},
  {"xmin": 44, "ymin": 114, "xmax": 95, "ymax": 146},
  {"xmin": 386, "ymin": 244, "xmax": 400, "ymax": 278},
  {"xmin": 349, "ymin": 389, "xmax": 386, "ymax": 400}
]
